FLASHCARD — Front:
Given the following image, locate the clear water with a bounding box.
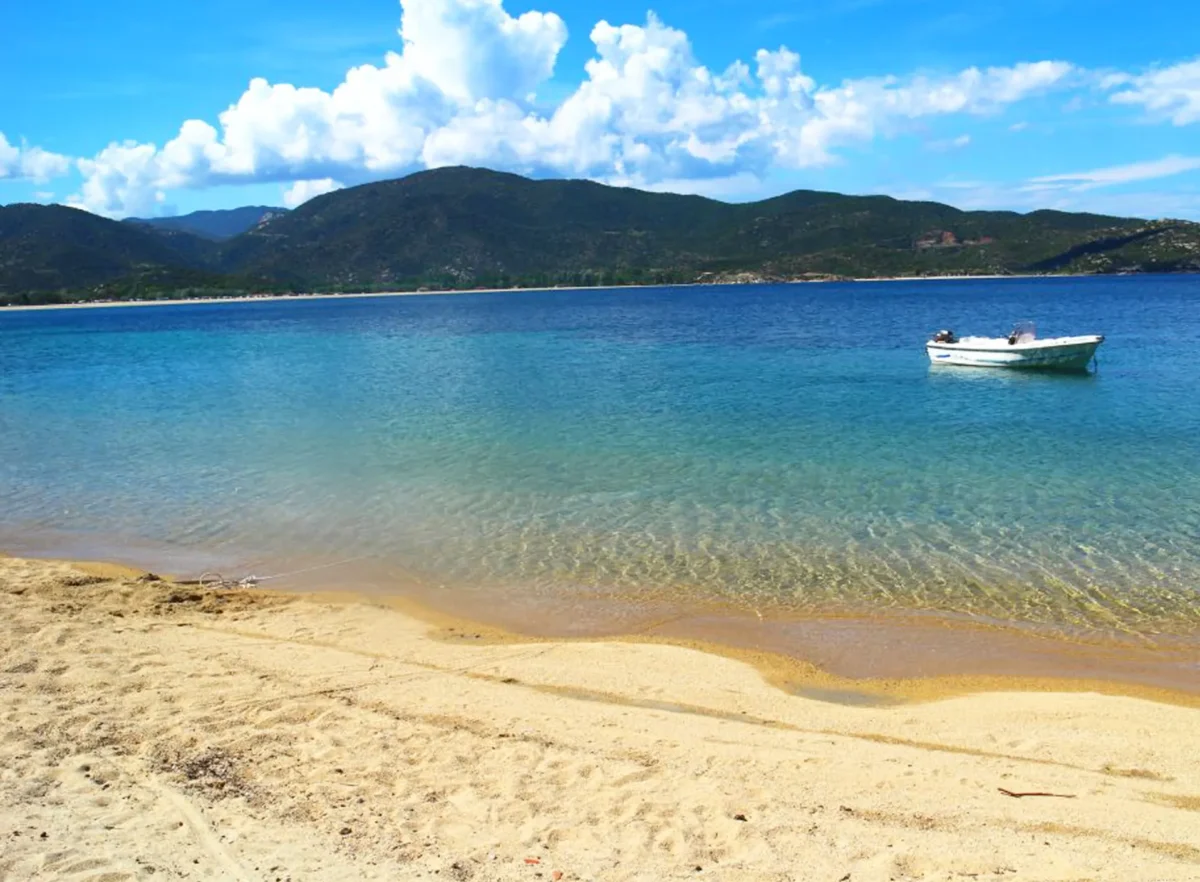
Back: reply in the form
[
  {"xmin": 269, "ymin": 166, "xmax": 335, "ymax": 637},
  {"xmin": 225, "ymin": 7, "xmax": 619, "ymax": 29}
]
[{"xmin": 2, "ymin": 277, "xmax": 1199, "ymax": 642}]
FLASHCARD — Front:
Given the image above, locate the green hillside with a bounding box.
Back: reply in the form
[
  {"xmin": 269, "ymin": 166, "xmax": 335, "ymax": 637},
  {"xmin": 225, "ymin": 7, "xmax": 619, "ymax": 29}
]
[
  {"xmin": 0, "ymin": 204, "xmax": 270, "ymax": 305},
  {"xmin": 126, "ymin": 205, "xmax": 288, "ymax": 240},
  {"xmin": 2, "ymin": 168, "xmax": 1198, "ymax": 305}
]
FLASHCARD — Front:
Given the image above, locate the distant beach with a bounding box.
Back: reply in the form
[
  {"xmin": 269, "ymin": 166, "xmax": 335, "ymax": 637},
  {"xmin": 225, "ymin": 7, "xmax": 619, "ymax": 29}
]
[
  {"xmin": 0, "ymin": 271, "xmax": 1077, "ymax": 312},
  {"xmin": 1, "ymin": 283, "xmax": 680, "ymax": 311}
]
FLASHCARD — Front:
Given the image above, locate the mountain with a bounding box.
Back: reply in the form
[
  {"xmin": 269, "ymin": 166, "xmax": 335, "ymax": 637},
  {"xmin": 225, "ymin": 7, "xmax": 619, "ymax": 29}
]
[
  {"xmin": 3, "ymin": 168, "xmax": 1199, "ymax": 305},
  {"xmin": 219, "ymin": 169, "xmax": 738, "ymax": 288},
  {"xmin": 0, "ymin": 204, "xmax": 266, "ymax": 305},
  {"xmin": 223, "ymin": 168, "xmax": 1200, "ymax": 288},
  {"xmin": 127, "ymin": 205, "xmax": 287, "ymax": 240}
]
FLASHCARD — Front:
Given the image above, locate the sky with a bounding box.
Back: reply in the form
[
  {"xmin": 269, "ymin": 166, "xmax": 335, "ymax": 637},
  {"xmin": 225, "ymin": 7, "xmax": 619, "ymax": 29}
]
[{"xmin": 2, "ymin": 0, "xmax": 1199, "ymax": 219}]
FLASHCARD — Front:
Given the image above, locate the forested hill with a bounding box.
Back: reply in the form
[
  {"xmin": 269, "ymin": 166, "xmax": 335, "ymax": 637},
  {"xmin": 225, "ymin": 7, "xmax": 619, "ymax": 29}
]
[
  {"xmin": 125, "ymin": 205, "xmax": 286, "ymax": 240},
  {"xmin": 3, "ymin": 167, "xmax": 1198, "ymax": 305}
]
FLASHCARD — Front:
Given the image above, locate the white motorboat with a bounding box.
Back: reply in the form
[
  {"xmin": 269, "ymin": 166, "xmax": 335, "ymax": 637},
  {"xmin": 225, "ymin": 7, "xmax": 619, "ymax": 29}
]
[{"xmin": 926, "ymin": 322, "xmax": 1103, "ymax": 371}]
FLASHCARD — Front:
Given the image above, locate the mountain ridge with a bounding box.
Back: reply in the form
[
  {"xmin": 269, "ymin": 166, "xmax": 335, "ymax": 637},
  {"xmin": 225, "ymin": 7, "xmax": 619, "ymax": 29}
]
[
  {"xmin": 3, "ymin": 168, "xmax": 1198, "ymax": 305},
  {"xmin": 125, "ymin": 205, "xmax": 287, "ymax": 240}
]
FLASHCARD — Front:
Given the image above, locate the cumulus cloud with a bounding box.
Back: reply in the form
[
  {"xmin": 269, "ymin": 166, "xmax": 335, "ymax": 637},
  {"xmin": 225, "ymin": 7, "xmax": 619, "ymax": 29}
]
[
  {"xmin": 283, "ymin": 177, "xmax": 346, "ymax": 207},
  {"xmin": 72, "ymin": 141, "xmax": 170, "ymax": 216},
  {"xmin": 1027, "ymin": 154, "xmax": 1200, "ymax": 191},
  {"xmin": 398, "ymin": 0, "xmax": 566, "ymax": 101},
  {"xmin": 1106, "ymin": 57, "xmax": 1200, "ymax": 125},
  {"xmin": 0, "ymin": 132, "xmax": 72, "ymax": 182},
  {"xmin": 66, "ymin": 0, "xmax": 1077, "ymax": 217}
]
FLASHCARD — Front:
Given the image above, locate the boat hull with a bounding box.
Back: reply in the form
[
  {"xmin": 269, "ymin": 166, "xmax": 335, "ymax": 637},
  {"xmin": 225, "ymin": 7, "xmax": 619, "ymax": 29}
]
[{"xmin": 926, "ymin": 336, "xmax": 1103, "ymax": 370}]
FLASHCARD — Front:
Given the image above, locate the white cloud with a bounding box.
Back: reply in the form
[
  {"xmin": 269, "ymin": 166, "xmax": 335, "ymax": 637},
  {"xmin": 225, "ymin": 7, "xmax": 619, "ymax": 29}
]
[
  {"xmin": 1009, "ymin": 121, "xmax": 1028, "ymax": 132},
  {"xmin": 773, "ymin": 60, "xmax": 1071, "ymax": 167},
  {"xmin": 927, "ymin": 133, "xmax": 971, "ymax": 151},
  {"xmin": 1027, "ymin": 154, "xmax": 1200, "ymax": 191},
  {"xmin": 72, "ymin": 141, "xmax": 169, "ymax": 216},
  {"xmin": 66, "ymin": 0, "xmax": 1077, "ymax": 217},
  {"xmin": 0, "ymin": 132, "xmax": 71, "ymax": 182},
  {"xmin": 1061, "ymin": 94, "xmax": 1086, "ymax": 113},
  {"xmin": 283, "ymin": 177, "xmax": 346, "ymax": 207},
  {"xmin": 877, "ymin": 178, "xmax": 1200, "ymax": 220},
  {"xmin": 398, "ymin": 0, "xmax": 566, "ymax": 101},
  {"xmin": 1106, "ymin": 57, "xmax": 1200, "ymax": 125},
  {"xmin": 601, "ymin": 170, "xmax": 770, "ymax": 200}
]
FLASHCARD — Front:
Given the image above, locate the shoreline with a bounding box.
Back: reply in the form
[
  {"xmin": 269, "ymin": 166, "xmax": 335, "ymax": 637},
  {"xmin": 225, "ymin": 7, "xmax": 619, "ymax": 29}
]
[
  {"xmin": 3, "ymin": 553, "xmax": 1199, "ymax": 880},
  {"xmin": 1, "ymin": 283, "xmax": 697, "ymax": 312},
  {"xmin": 0, "ymin": 271, "xmax": 1168, "ymax": 312},
  {"xmin": 10, "ymin": 548, "xmax": 1200, "ymax": 707},
  {"xmin": 373, "ymin": 562, "xmax": 1200, "ymax": 704}
]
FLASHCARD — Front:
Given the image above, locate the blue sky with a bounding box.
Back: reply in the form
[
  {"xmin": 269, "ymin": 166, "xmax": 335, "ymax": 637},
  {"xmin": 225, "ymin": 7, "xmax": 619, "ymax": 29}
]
[{"xmin": 2, "ymin": 0, "xmax": 1198, "ymax": 218}]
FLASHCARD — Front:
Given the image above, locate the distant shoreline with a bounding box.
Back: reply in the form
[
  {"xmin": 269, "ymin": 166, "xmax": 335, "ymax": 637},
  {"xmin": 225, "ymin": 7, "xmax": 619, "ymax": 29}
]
[
  {"xmin": 0, "ymin": 271, "xmax": 1140, "ymax": 312},
  {"xmin": 1, "ymin": 284, "xmax": 674, "ymax": 311}
]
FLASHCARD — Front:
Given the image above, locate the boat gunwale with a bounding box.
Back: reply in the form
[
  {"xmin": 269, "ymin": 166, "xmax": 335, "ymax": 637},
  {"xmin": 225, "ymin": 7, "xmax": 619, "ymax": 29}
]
[{"xmin": 925, "ymin": 336, "xmax": 1104, "ymax": 355}]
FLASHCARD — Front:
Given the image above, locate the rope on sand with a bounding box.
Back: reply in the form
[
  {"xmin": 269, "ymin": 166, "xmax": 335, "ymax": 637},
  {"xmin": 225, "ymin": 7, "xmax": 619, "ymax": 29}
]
[{"xmin": 197, "ymin": 554, "xmax": 375, "ymax": 591}]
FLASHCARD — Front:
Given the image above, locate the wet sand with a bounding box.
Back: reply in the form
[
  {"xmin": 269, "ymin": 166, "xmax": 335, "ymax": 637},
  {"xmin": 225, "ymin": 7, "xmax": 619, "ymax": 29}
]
[
  {"xmin": 5, "ymin": 527, "xmax": 1199, "ymax": 698},
  {"xmin": 2, "ymin": 554, "xmax": 1199, "ymax": 881},
  {"xmin": 308, "ymin": 561, "xmax": 1200, "ymax": 701}
]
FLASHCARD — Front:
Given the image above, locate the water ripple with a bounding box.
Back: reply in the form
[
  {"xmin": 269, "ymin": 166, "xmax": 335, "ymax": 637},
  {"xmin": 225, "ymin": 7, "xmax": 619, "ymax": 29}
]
[{"xmin": 1, "ymin": 277, "xmax": 1199, "ymax": 641}]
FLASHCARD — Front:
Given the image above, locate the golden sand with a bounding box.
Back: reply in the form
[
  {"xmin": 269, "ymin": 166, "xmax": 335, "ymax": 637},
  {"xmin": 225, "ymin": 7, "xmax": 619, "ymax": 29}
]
[{"xmin": 2, "ymin": 555, "xmax": 1198, "ymax": 881}]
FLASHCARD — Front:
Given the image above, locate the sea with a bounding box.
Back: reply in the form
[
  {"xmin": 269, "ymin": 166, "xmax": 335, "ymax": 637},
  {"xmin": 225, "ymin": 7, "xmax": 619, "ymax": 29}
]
[{"xmin": 3, "ymin": 276, "xmax": 1199, "ymax": 678}]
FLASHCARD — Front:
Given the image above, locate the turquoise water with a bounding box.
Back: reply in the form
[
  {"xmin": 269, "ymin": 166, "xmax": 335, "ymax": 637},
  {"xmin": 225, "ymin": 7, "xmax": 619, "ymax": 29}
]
[{"xmin": 2, "ymin": 277, "xmax": 1199, "ymax": 641}]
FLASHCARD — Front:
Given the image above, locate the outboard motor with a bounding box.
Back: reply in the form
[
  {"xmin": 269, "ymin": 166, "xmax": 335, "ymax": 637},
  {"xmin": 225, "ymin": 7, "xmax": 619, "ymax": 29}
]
[{"xmin": 1008, "ymin": 321, "xmax": 1036, "ymax": 345}]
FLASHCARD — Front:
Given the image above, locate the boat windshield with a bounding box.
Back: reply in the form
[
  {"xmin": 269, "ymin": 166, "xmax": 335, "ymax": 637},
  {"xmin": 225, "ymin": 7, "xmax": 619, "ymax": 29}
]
[{"xmin": 1009, "ymin": 321, "xmax": 1036, "ymax": 343}]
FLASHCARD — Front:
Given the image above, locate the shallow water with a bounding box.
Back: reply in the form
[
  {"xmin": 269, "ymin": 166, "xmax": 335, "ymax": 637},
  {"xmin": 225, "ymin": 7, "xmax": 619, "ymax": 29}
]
[{"xmin": 2, "ymin": 277, "xmax": 1199, "ymax": 646}]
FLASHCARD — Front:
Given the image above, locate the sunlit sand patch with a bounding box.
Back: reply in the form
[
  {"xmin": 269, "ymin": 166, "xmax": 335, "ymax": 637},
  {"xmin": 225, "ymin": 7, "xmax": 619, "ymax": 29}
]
[{"xmin": 3, "ymin": 554, "xmax": 1200, "ymax": 881}]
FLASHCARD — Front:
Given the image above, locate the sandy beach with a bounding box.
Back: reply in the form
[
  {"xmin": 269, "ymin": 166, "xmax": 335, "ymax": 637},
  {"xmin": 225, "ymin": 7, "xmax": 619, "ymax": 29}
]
[
  {"xmin": 0, "ymin": 274, "xmax": 1071, "ymax": 312},
  {"xmin": 2, "ymin": 555, "xmax": 1198, "ymax": 881},
  {"xmin": 0, "ymin": 285, "xmax": 676, "ymax": 312}
]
